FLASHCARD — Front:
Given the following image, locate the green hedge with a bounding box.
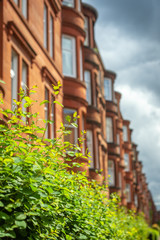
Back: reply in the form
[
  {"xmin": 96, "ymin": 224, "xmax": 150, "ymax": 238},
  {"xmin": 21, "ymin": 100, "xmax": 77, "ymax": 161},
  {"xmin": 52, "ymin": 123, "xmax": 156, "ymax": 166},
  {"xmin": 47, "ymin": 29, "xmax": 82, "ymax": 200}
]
[{"xmin": 0, "ymin": 86, "xmax": 151, "ymax": 239}]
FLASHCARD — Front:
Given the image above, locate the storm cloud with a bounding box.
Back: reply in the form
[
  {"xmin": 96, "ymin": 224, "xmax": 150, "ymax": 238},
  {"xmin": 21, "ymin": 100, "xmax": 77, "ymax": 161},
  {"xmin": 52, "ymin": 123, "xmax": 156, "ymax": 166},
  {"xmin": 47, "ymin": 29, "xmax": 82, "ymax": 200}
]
[{"xmin": 83, "ymin": 0, "xmax": 160, "ymax": 209}]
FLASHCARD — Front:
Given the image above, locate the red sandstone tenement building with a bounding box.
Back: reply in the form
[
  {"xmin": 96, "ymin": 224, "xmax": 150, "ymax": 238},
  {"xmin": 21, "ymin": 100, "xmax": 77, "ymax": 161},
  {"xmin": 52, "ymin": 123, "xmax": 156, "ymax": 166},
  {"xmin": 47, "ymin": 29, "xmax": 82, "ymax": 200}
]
[{"xmin": 0, "ymin": 0, "xmax": 158, "ymax": 224}]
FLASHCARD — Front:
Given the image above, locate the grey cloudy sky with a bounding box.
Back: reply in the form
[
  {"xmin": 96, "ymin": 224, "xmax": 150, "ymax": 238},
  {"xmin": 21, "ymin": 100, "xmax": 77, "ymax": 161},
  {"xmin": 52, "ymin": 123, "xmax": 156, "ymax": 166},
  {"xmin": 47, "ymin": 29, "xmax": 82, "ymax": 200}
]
[{"xmin": 83, "ymin": 0, "xmax": 160, "ymax": 210}]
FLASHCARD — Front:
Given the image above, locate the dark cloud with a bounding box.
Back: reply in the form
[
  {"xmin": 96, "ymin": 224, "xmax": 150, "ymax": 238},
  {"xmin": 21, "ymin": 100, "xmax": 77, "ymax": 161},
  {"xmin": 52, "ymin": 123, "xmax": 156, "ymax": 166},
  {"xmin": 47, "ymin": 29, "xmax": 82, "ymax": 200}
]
[{"xmin": 83, "ymin": 0, "xmax": 160, "ymax": 210}]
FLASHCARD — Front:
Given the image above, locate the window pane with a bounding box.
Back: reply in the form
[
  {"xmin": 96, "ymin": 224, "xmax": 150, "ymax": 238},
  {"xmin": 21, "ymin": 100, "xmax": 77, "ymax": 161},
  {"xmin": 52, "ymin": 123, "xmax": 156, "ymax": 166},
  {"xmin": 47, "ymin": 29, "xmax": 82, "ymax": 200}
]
[
  {"xmin": 84, "ymin": 17, "xmax": 89, "ymax": 46},
  {"xmin": 126, "ymin": 184, "xmax": 131, "ymax": 202},
  {"xmin": 63, "ymin": 0, "xmax": 74, "ymax": 7},
  {"xmin": 86, "ymin": 130, "xmax": 94, "ymax": 168},
  {"xmin": 51, "ymin": 95, "xmax": 54, "ymax": 139},
  {"xmin": 11, "ymin": 49, "xmax": 18, "ymax": 110},
  {"xmin": 62, "ymin": 35, "xmax": 76, "ymax": 77},
  {"xmin": 45, "ymin": 88, "xmax": 49, "ymax": 138},
  {"xmin": 44, "ymin": 4, "xmax": 48, "ymax": 49},
  {"xmin": 124, "ymin": 153, "xmax": 130, "ymax": 171},
  {"xmin": 63, "ymin": 108, "xmax": 77, "ymax": 145},
  {"xmin": 78, "ymin": 0, "xmax": 81, "ymax": 11},
  {"xmin": 108, "ymin": 160, "xmax": 115, "ymax": 186},
  {"xmin": 22, "ymin": 60, "xmax": 27, "ymax": 122},
  {"xmin": 119, "ymin": 172, "xmax": 122, "ymax": 188},
  {"xmin": 96, "ymin": 134, "xmax": 99, "ymax": 169},
  {"xmin": 106, "ymin": 117, "xmax": 113, "ymax": 142},
  {"xmin": 22, "ymin": 0, "xmax": 27, "ymax": 18},
  {"xmin": 82, "ymin": 114, "xmax": 85, "ymax": 155},
  {"xmin": 80, "ymin": 45, "xmax": 83, "ymax": 81},
  {"xmin": 123, "ymin": 125, "xmax": 128, "ymax": 142},
  {"xmin": 104, "ymin": 78, "xmax": 112, "ymax": 101},
  {"xmin": 50, "ymin": 15, "xmax": 53, "ymax": 58},
  {"xmin": 84, "ymin": 71, "xmax": 91, "ymax": 104},
  {"xmin": 13, "ymin": 0, "xmax": 18, "ymax": 5}
]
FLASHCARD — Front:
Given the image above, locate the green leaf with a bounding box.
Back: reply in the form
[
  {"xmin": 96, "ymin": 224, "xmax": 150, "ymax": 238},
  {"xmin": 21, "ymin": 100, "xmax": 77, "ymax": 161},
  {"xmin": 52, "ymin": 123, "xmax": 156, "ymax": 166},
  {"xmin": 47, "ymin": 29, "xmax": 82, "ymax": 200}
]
[
  {"xmin": 15, "ymin": 220, "xmax": 27, "ymax": 229},
  {"xmin": 53, "ymin": 100, "xmax": 64, "ymax": 107},
  {"xmin": 71, "ymin": 123, "xmax": 78, "ymax": 128},
  {"xmin": 0, "ymin": 201, "xmax": 4, "ymax": 207},
  {"xmin": 65, "ymin": 115, "xmax": 71, "ymax": 123},
  {"xmin": 15, "ymin": 213, "xmax": 26, "ymax": 221},
  {"xmin": 0, "ymin": 211, "xmax": 9, "ymax": 220},
  {"xmin": 40, "ymin": 100, "xmax": 49, "ymax": 106},
  {"xmin": 0, "ymin": 79, "xmax": 5, "ymax": 84}
]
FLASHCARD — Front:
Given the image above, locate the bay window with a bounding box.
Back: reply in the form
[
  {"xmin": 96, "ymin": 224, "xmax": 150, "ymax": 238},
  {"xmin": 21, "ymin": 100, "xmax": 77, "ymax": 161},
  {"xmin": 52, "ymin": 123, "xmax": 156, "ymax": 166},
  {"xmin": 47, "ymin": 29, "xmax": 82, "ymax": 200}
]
[
  {"xmin": 104, "ymin": 78, "xmax": 112, "ymax": 101},
  {"xmin": 84, "ymin": 17, "xmax": 89, "ymax": 46},
  {"xmin": 63, "ymin": 0, "xmax": 74, "ymax": 7},
  {"xmin": 62, "ymin": 35, "xmax": 76, "ymax": 77},
  {"xmin": 84, "ymin": 70, "xmax": 91, "ymax": 104},
  {"xmin": 108, "ymin": 160, "xmax": 115, "ymax": 186},
  {"xmin": 86, "ymin": 130, "xmax": 94, "ymax": 168},
  {"xmin": 106, "ymin": 117, "xmax": 113, "ymax": 143},
  {"xmin": 124, "ymin": 153, "xmax": 130, "ymax": 171},
  {"xmin": 123, "ymin": 125, "xmax": 128, "ymax": 142},
  {"xmin": 63, "ymin": 108, "xmax": 78, "ymax": 145}
]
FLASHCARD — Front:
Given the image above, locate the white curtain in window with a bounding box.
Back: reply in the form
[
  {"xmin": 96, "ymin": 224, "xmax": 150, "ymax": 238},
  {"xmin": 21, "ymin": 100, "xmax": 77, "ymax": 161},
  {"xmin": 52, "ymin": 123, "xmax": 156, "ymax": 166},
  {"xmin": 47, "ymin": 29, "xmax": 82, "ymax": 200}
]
[
  {"xmin": 123, "ymin": 125, "xmax": 128, "ymax": 142},
  {"xmin": 126, "ymin": 184, "xmax": 131, "ymax": 202},
  {"xmin": 124, "ymin": 153, "xmax": 130, "ymax": 171}
]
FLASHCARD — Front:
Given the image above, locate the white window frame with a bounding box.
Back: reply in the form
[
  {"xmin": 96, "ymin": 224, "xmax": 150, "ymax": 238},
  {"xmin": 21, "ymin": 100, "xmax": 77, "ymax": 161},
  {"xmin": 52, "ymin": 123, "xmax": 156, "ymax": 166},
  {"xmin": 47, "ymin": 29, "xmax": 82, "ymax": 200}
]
[
  {"xmin": 84, "ymin": 70, "xmax": 92, "ymax": 105},
  {"xmin": 108, "ymin": 160, "xmax": 115, "ymax": 186},
  {"xmin": 62, "ymin": 35, "xmax": 76, "ymax": 78},
  {"xmin": 63, "ymin": 0, "xmax": 74, "ymax": 7},
  {"xmin": 124, "ymin": 153, "xmax": 130, "ymax": 171},
  {"xmin": 86, "ymin": 130, "xmax": 94, "ymax": 168},
  {"xmin": 123, "ymin": 125, "xmax": 128, "ymax": 142},
  {"xmin": 84, "ymin": 16, "xmax": 89, "ymax": 46},
  {"xmin": 104, "ymin": 78, "xmax": 112, "ymax": 101},
  {"xmin": 106, "ymin": 117, "xmax": 113, "ymax": 143}
]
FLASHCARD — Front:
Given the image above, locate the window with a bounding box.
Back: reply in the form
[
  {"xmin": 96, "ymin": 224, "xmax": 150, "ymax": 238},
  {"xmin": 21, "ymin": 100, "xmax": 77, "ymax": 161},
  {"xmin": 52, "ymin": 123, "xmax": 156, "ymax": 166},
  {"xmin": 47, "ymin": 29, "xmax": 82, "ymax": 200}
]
[
  {"xmin": 82, "ymin": 114, "xmax": 85, "ymax": 155},
  {"xmin": 11, "ymin": 49, "xmax": 18, "ymax": 110},
  {"xmin": 106, "ymin": 117, "xmax": 113, "ymax": 143},
  {"xmin": 84, "ymin": 17, "xmax": 89, "ymax": 46},
  {"xmin": 44, "ymin": 88, "xmax": 55, "ymax": 139},
  {"xmin": 63, "ymin": 0, "xmax": 74, "ymax": 7},
  {"xmin": 119, "ymin": 172, "xmax": 122, "ymax": 188},
  {"xmin": 123, "ymin": 125, "xmax": 128, "ymax": 142},
  {"xmin": 80, "ymin": 45, "xmax": 83, "ymax": 81},
  {"xmin": 45, "ymin": 88, "xmax": 49, "ymax": 138},
  {"xmin": 44, "ymin": 4, "xmax": 54, "ymax": 58},
  {"xmin": 50, "ymin": 15, "xmax": 54, "ymax": 58},
  {"xmin": 126, "ymin": 184, "xmax": 131, "ymax": 202},
  {"xmin": 13, "ymin": 0, "xmax": 28, "ymax": 19},
  {"xmin": 62, "ymin": 35, "xmax": 76, "ymax": 77},
  {"xmin": 63, "ymin": 108, "xmax": 78, "ymax": 145},
  {"xmin": 86, "ymin": 130, "xmax": 94, "ymax": 168},
  {"xmin": 84, "ymin": 71, "xmax": 91, "ymax": 104},
  {"xmin": 124, "ymin": 153, "xmax": 130, "ymax": 171},
  {"xmin": 104, "ymin": 78, "xmax": 112, "ymax": 101},
  {"xmin": 21, "ymin": 60, "xmax": 28, "ymax": 121},
  {"xmin": 44, "ymin": 3, "xmax": 48, "ymax": 49},
  {"xmin": 96, "ymin": 134, "xmax": 100, "ymax": 169},
  {"xmin": 108, "ymin": 160, "xmax": 115, "ymax": 186},
  {"xmin": 117, "ymin": 134, "xmax": 120, "ymax": 145},
  {"xmin": 77, "ymin": 0, "xmax": 81, "ymax": 11},
  {"xmin": 134, "ymin": 194, "xmax": 138, "ymax": 207}
]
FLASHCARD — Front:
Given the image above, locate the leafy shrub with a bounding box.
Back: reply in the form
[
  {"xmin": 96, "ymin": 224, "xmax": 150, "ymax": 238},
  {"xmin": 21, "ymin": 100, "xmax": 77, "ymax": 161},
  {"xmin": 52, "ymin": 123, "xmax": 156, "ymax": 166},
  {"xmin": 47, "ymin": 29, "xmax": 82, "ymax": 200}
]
[{"xmin": 0, "ymin": 87, "xmax": 150, "ymax": 239}]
